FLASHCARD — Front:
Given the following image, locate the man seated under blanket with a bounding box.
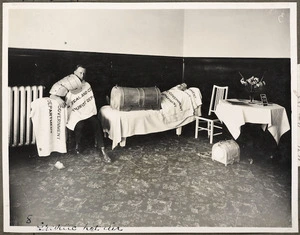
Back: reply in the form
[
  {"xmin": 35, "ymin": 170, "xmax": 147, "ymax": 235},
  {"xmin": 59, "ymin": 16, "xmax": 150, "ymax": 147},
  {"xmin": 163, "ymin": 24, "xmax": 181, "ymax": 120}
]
[{"xmin": 49, "ymin": 65, "xmax": 111, "ymax": 163}]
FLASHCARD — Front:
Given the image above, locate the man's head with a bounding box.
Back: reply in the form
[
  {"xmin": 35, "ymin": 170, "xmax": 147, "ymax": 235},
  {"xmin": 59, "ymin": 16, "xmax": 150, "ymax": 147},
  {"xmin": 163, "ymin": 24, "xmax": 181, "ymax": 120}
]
[{"xmin": 74, "ymin": 65, "xmax": 86, "ymax": 80}]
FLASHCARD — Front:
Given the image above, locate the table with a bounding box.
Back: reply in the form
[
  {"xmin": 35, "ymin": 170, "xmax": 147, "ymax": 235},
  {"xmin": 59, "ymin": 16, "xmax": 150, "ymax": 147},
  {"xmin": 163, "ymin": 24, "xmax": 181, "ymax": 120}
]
[{"xmin": 215, "ymin": 99, "xmax": 290, "ymax": 145}]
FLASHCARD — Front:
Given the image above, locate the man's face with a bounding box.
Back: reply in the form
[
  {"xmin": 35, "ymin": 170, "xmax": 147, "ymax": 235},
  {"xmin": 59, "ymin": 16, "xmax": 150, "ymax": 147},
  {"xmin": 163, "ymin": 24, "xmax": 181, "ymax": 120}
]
[{"xmin": 74, "ymin": 67, "xmax": 86, "ymax": 80}]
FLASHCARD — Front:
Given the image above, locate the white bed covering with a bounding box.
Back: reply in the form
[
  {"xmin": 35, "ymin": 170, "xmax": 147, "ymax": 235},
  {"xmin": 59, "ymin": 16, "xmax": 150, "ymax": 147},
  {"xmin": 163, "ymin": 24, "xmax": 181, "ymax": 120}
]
[{"xmin": 100, "ymin": 87, "xmax": 202, "ymax": 149}]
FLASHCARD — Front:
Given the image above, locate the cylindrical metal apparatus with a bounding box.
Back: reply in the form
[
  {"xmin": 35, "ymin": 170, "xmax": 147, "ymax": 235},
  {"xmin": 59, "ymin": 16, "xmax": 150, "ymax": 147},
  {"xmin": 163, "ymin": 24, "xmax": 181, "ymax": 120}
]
[{"xmin": 110, "ymin": 86, "xmax": 161, "ymax": 111}]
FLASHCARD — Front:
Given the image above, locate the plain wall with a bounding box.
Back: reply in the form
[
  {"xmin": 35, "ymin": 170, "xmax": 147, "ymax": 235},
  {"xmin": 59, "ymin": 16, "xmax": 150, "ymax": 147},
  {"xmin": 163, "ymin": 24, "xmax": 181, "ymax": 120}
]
[
  {"xmin": 182, "ymin": 9, "xmax": 290, "ymax": 58},
  {"xmin": 8, "ymin": 9, "xmax": 184, "ymax": 57},
  {"xmin": 7, "ymin": 8, "xmax": 290, "ymax": 58}
]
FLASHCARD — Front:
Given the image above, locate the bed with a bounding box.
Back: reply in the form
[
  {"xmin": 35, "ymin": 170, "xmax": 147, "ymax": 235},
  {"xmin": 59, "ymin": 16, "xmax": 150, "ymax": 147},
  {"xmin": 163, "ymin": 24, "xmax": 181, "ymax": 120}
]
[{"xmin": 100, "ymin": 86, "xmax": 202, "ymax": 150}]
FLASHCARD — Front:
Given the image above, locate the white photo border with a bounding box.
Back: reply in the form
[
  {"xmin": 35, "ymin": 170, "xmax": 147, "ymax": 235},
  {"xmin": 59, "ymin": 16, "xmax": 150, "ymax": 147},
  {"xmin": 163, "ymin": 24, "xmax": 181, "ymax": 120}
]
[{"xmin": 2, "ymin": 2, "xmax": 298, "ymax": 233}]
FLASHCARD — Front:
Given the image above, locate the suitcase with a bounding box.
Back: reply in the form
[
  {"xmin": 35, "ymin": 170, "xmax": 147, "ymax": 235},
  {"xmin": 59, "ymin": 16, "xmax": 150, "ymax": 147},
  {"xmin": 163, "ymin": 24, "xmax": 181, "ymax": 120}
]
[
  {"xmin": 110, "ymin": 85, "xmax": 161, "ymax": 111},
  {"xmin": 212, "ymin": 140, "xmax": 240, "ymax": 166}
]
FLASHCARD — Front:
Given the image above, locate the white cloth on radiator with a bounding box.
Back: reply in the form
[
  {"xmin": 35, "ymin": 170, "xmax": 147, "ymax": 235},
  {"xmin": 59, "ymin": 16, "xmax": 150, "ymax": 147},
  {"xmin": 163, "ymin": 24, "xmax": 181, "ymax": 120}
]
[
  {"xmin": 65, "ymin": 81, "xmax": 97, "ymax": 130},
  {"xmin": 30, "ymin": 97, "xmax": 67, "ymax": 157}
]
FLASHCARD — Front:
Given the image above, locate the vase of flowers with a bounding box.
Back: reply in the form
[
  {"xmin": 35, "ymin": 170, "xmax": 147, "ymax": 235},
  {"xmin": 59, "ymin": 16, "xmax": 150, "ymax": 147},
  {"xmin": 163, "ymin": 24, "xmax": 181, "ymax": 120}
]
[{"xmin": 239, "ymin": 72, "xmax": 266, "ymax": 103}]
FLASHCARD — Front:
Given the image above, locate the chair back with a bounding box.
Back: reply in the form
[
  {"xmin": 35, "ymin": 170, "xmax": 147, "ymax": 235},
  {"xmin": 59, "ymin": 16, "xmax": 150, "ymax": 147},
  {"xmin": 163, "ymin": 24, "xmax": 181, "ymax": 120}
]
[{"xmin": 208, "ymin": 85, "xmax": 228, "ymax": 115}]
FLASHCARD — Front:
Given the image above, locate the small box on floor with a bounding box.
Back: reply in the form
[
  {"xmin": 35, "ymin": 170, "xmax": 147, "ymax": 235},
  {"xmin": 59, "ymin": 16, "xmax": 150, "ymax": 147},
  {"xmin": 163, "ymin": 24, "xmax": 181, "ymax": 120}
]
[{"xmin": 212, "ymin": 139, "xmax": 240, "ymax": 166}]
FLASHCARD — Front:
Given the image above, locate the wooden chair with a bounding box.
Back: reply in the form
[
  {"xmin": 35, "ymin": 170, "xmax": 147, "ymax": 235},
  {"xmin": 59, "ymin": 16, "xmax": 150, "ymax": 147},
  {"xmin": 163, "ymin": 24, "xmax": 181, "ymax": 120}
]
[{"xmin": 195, "ymin": 85, "xmax": 228, "ymax": 144}]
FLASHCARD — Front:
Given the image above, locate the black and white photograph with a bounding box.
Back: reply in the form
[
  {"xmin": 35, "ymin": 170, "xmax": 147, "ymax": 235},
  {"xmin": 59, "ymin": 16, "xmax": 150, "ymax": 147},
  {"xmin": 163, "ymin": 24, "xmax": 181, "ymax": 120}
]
[{"xmin": 2, "ymin": 2, "xmax": 298, "ymax": 233}]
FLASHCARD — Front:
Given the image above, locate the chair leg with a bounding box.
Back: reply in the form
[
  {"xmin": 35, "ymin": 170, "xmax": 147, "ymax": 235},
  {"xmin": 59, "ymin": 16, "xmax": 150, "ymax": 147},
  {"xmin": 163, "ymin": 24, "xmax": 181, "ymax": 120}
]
[
  {"xmin": 207, "ymin": 122, "xmax": 210, "ymax": 138},
  {"xmin": 210, "ymin": 121, "xmax": 214, "ymax": 144},
  {"xmin": 195, "ymin": 118, "xmax": 199, "ymax": 139}
]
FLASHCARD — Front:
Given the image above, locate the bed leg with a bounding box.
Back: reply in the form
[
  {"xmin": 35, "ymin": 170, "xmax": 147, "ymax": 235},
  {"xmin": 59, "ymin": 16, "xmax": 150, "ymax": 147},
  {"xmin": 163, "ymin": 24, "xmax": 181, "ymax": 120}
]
[
  {"xmin": 120, "ymin": 137, "xmax": 127, "ymax": 147},
  {"xmin": 176, "ymin": 127, "xmax": 182, "ymax": 136}
]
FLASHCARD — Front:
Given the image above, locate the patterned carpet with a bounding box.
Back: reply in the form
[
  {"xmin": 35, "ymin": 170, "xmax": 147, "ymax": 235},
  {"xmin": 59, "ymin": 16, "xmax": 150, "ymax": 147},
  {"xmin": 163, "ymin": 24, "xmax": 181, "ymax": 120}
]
[{"xmin": 8, "ymin": 127, "xmax": 292, "ymax": 230}]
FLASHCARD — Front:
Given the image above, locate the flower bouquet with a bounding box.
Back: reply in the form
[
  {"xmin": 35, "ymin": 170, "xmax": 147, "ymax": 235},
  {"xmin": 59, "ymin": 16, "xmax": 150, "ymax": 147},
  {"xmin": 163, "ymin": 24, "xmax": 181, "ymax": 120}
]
[{"xmin": 239, "ymin": 72, "xmax": 266, "ymax": 103}]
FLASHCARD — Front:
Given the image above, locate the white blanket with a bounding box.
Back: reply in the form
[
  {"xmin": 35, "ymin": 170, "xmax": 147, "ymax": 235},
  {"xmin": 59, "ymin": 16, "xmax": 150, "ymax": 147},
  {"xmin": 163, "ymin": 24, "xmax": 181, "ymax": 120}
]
[
  {"xmin": 184, "ymin": 87, "xmax": 203, "ymax": 111},
  {"xmin": 160, "ymin": 88, "xmax": 202, "ymax": 123},
  {"xmin": 30, "ymin": 98, "xmax": 68, "ymax": 157},
  {"xmin": 101, "ymin": 87, "xmax": 202, "ymax": 149}
]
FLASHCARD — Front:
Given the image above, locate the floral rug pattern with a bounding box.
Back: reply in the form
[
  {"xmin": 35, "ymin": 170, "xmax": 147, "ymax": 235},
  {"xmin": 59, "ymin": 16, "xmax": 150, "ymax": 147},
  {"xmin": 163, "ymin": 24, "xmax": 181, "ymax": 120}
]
[{"xmin": 8, "ymin": 130, "xmax": 292, "ymax": 229}]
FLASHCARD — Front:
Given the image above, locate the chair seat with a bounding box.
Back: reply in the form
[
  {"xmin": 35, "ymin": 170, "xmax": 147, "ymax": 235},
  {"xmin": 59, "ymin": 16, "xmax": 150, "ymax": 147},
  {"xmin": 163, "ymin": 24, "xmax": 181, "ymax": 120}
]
[
  {"xmin": 195, "ymin": 116, "xmax": 223, "ymax": 144},
  {"xmin": 198, "ymin": 110, "xmax": 218, "ymax": 118},
  {"xmin": 195, "ymin": 113, "xmax": 219, "ymax": 122},
  {"xmin": 195, "ymin": 85, "xmax": 228, "ymax": 144},
  {"xmin": 195, "ymin": 111, "xmax": 222, "ymax": 125}
]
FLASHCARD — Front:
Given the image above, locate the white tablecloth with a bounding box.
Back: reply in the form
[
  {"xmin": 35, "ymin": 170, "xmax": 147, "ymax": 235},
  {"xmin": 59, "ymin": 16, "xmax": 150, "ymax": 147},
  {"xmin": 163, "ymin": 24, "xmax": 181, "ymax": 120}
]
[{"xmin": 215, "ymin": 99, "xmax": 290, "ymax": 144}]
